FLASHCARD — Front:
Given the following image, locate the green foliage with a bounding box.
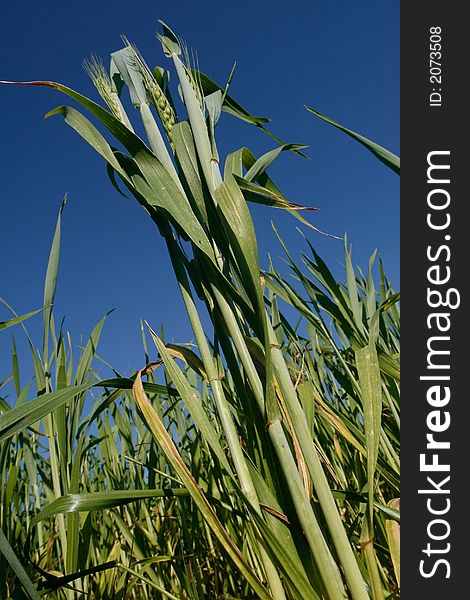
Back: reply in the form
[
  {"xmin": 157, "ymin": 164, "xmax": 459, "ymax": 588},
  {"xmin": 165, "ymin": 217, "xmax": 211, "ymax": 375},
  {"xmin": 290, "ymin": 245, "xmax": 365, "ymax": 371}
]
[
  {"xmin": 0, "ymin": 23, "xmax": 399, "ymax": 599},
  {"xmin": 305, "ymin": 106, "xmax": 400, "ymax": 174}
]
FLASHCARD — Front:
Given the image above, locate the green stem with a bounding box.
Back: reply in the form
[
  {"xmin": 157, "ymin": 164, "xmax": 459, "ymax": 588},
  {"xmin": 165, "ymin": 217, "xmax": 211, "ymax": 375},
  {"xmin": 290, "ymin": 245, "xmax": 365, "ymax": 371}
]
[
  {"xmin": 268, "ymin": 418, "xmax": 347, "ymax": 600},
  {"xmin": 267, "ymin": 320, "xmax": 369, "ymax": 600},
  {"xmin": 379, "ymin": 428, "xmax": 399, "ymax": 473},
  {"xmin": 210, "ymin": 284, "xmax": 347, "ymax": 598},
  {"xmin": 165, "ymin": 231, "xmax": 286, "ymax": 600},
  {"xmin": 361, "ymin": 520, "xmax": 384, "ymax": 600},
  {"xmin": 44, "ymin": 412, "xmax": 69, "ymax": 585}
]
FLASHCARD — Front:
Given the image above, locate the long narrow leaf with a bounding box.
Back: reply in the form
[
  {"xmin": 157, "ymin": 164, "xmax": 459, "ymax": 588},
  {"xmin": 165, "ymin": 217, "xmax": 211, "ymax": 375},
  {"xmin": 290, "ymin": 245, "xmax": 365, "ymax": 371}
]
[
  {"xmin": 0, "ymin": 307, "xmax": 44, "ymax": 332},
  {"xmin": 305, "ymin": 105, "xmax": 400, "ymax": 174},
  {"xmin": 0, "ymin": 529, "xmax": 40, "ymax": 600},
  {"xmin": 0, "ymin": 382, "xmax": 94, "ymax": 442},
  {"xmin": 131, "ymin": 363, "xmax": 273, "ymax": 600}
]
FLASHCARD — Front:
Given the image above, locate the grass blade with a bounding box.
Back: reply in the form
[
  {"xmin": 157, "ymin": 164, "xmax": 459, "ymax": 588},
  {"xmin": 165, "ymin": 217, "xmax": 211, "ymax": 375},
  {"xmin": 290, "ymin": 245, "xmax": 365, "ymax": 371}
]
[
  {"xmin": 0, "ymin": 307, "xmax": 44, "ymax": 332},
  {"xmin": 131, "ymin": 363, "xmax": 273, "ymax": 600},
  {"xmin": 42, "ymin": 196, "xmax": 66, "ymax": 364},
  {"xmin": 0, "ymin": 382, "xmax": 94, "ymax": 443},
  {"xmin": 305, "ymin": 105, "xmax": 400, "ymax": 174},
  {"xmin": 0, "ymin": 529, "xmax": 40, "ymax": 599}
]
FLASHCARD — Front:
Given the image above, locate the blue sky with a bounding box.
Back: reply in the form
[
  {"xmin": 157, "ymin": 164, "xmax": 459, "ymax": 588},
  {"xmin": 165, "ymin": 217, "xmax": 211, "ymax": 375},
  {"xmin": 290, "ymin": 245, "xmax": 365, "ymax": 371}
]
[{"xmin": 1, "ymin": 1, "xmax": 399, "ymax": 380}]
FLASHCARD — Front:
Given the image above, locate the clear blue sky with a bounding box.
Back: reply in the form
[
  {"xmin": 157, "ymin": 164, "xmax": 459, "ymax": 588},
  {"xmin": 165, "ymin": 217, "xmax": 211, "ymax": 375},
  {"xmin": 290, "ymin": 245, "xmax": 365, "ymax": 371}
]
[{"xmin": 1, "ymin": 1, "xmax": 399, "ymax": 379}]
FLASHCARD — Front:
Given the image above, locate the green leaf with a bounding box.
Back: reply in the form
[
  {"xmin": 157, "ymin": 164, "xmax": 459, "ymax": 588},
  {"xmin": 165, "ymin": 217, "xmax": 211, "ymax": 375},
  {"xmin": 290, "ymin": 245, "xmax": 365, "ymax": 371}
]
[
  {"xmin": 0, "ymin": 382, "xmax": 94, "ymax": 443},
  {"xmin": 172, "ymin": 120, "xmax": 208, "ymax": 223},
  {"xmin": 11, "ymin": 336, "xmax": 21, "ymax": 397},
  {"xmin": 74, "ymin": 312, "xmax": 111, "ymax": 386},
  {"xmin": 31, "ymin": 79, "xmax": 215, "ymax": 261},
  {"xmin": 131, "ymin": 364, "xmax": 272, "ymax": 600},
  {"xmin": 214, "ymin": 175, "xmax": 262, "ymax": 314},
  {"xmin": 46, "ymin": 104, "xmax": 128, "ymax": 176},
  {"xmin": 0, "ymin": 529, "xmax": 40, "ymax": 599},
  {"xmin": 226, "ymin": 147, "xmax": 335, "ymax": 237},
  {"xmin": 97, "ymin": 377, "xmax": 177, "ymax": 397},
  {"xmin": 195, "ymin": 69, "xmax": 308, "ymax": 157},
  {"xmin": 157, "ymin": 20, "xmax": 182, "ymax": 56},
  {"xmin": 305, "ymin": 105, "xmax": 400, "ymax": 174},
  {"xmin": 244, "ymin": 144, "xmax": 307, "ymax": 183},
  {"xmin": 110, "ymin": 46, "xmax": 147, "ymax": 107},
  {"xmin": 195, "ymin": 70, "xmax": 270, "ymax": 126},
  {"xmin": 42, "ymin": 196, "xmax": 66, "ymax": 363},
  {"xmin": 249, "ymin": 508, "xmax": 321, "ymax": 599},
  {"xmin": 234, "ymin": 175, "xmax": 318, "ymax": 211},
  {"xmin": 385, "ymin": 499, "xmax": 400, "ymax": 586},
  {"xmin": 146, "ymin": 325, "xmax": 233, "ymax": 476},
  {"xmin": 247, "ymin": 463, "xmax": 318, "ymax": 597},
  {"xmin": 0, "ymin": 306, "xmax": 44, "ymax": 332},
  {"xmin": 344, "ymin": 238, "xmax": 365, "ymax": 338},
  {"xmin": 29, "ymin": 488, "xmax": 190, "ymax": 530},
  {"xmin": 355, "ymin": 338, "xmax": 382, "ymax": 523}
]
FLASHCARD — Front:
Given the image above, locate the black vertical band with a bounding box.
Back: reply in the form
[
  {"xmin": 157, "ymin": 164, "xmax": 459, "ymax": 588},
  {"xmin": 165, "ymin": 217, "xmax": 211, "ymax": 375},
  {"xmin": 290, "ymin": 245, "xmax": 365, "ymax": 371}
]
[{"xmin": 401, "ymin": 3, "xmax": 466, "ymax": 596}]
